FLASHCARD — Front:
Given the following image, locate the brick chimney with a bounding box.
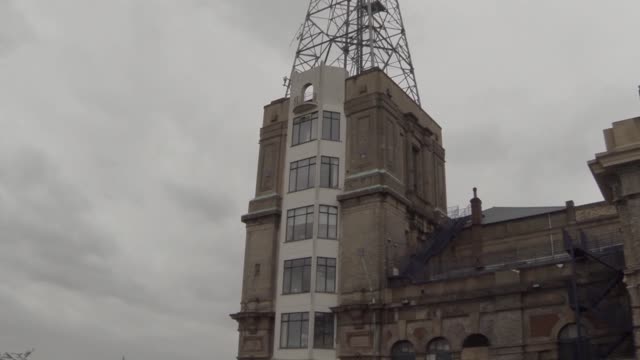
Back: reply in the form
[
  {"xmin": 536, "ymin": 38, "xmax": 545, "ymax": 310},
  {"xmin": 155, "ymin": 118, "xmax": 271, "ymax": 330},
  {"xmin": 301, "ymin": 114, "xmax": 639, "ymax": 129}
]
[
  {"xmin": 471, "ymin": 187, "xmax": 483, "ymax": 225},
  {"xmin": 471, "ymin": 187, "xmax": 484, "ymax": 269}
]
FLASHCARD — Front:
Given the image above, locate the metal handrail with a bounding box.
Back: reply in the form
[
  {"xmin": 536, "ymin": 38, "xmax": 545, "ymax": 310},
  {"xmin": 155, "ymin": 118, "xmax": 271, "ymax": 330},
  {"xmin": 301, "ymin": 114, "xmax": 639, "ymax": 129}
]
[{"xmin": 421, "ymin": 230, "xmax": 624, "ymax": 281}]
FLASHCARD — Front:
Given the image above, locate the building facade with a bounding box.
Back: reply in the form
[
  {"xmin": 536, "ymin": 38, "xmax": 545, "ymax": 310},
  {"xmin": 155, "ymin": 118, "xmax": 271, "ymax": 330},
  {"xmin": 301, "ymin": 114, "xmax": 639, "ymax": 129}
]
[
  {"xmin": 231, "ymin": 63, "xmax": 640, "ymax": 359},
  {"xmin": 230, "ymin": 3, "xmax": 640, "ymax": 360}
]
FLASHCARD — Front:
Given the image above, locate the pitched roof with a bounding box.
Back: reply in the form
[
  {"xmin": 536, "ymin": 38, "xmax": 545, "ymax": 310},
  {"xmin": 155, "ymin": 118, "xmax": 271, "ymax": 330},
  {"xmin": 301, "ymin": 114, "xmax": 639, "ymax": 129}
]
[{"xmin": 482, "ymin": 206, "xmax": 565, "ymax": 225}]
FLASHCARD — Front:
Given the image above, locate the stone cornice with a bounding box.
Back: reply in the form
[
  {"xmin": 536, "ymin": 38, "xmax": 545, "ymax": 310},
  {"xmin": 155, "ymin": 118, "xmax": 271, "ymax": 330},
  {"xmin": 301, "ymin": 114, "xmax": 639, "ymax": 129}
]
[
  {"xmin": 241, "ymin": 208, "xmax": 281, "ymax": 223},
  {"xmin": 338, "ymin": 184, "xmax": 411, "ymax": 206}
]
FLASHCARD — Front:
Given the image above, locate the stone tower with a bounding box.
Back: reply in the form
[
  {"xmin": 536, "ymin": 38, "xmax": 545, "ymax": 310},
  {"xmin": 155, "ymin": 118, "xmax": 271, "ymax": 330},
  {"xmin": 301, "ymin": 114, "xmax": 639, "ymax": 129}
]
[{"xmin": 589, "ymin": 116, "xmax": 640, "ymax": 359}]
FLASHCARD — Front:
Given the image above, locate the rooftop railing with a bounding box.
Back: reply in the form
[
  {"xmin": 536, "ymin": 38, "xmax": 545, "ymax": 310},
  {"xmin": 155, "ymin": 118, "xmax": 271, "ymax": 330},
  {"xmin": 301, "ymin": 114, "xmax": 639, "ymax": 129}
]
[{"xmin": 418, "ymin": 230, "xmax": 625, "ymax": 282}]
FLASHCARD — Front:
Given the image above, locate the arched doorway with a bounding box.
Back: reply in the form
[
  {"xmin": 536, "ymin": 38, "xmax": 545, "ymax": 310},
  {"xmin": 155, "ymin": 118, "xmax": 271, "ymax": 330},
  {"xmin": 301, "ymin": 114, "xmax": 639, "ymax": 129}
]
[
  {"xmin": 391, "ymin": 340, "xmax": 416, "ymax": 360},
  {"xmin": 426, "ymin": 337, "xmax": 451, "ymax": 360},
  {"xmin": 461, "ymin": 334, "xmax": 489, "ymax": 360}
]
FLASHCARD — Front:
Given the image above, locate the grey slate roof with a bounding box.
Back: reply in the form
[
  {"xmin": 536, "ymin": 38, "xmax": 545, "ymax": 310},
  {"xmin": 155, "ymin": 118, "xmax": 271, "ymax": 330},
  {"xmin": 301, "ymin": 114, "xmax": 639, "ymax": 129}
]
[{"xmin": 482, "ymin": 206, "xmax": 565, "ymax": 225}]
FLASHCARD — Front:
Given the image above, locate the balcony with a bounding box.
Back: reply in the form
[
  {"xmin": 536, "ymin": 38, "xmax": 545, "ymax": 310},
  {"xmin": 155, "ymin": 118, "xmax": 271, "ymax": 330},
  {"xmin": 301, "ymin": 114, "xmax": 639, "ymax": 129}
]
[{"xmin": 293, "ymin": 93, "xmax": 318, "ymax": 114}]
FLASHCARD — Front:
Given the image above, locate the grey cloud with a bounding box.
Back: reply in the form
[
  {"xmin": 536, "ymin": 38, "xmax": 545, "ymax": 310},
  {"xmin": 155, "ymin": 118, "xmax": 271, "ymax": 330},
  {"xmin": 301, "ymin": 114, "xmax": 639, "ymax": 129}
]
[
  {"xmin": 164, "ymin": 182, "xmax": 238, "ymax": 223},
  {"xmin": 0, "ymin": 1, "xmax": 33, "ymax": 56},
  {"xmin": 0, "ymin": 1, "xmax": 639, "ymax": 360},
  {"xmin": 0, "ymin": 147, "xmax": 125, "ymax": 298}
]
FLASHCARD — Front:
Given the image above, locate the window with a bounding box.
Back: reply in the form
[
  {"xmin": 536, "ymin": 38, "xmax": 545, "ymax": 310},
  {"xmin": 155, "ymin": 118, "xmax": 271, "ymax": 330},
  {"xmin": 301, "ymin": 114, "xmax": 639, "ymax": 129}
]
[
  {"xmin": 289, "ymin": 157, "xmax": 316, "ymax": 192},
  {"xmin": 303, "ymin": 84, "xmax": 314, "ymax": 102},
  {"xmin": 318, "ymin": 206, "xmax": 338, "ymax": 239},
  {"xmin": 322, "ymin": 111, "xmax": 340, "ymax": 141},
  {"xmin": 283, "ymin": 258, "xmax": 312, "ymax": 294},
  {"xmin": 462, "ymin": 334, "xmax": 490, "ymax": 348},
  {"xmin": 292, "ymin": 112, "xmax": 318, "ymax": 146},
  {"xmin": 316, "ymin": 257, "xmax": 336, "ymax": 293},
  {"xmin": 314, "ymin": 312, "xmax": 335, "ymax": 349},
  {"xmin": 461, "ymin": 334, "xmax": 490, "ymax": 360},
  {"xmin": 411, "ymin": 146, "xmax": 419, "ymax": 192},
  {"xmin": 286, "ymin": 206, "xmax": 314, "ymax": 242},
  {"xmin": 427, "ymin": 338, "xmax": 451, "ymax": 360},
  {"xmin": 320, "ymin": 156, "xmax": 339, "ymax": 189},
  {"xmin": 280, "ymin": 312, "xmax": 309, "ymax": 349},
  {"xmin": 391, "ymin": 341, "xmax": 416, "ymax": 360},
  {"xmin": 558, "ymin": 324, "xmax": 594, "ymax": 360}
]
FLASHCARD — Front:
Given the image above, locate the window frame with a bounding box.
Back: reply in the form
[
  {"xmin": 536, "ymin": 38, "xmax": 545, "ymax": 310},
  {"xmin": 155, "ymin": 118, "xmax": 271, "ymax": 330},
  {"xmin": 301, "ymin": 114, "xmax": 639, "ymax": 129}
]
[
  {"xmin": 318, "ymin": 205, "xmax": 338, "ymax": 240},
  {"xmin": 286, "ymin": 205, "xmax": 315, "ymax": 242},
  {"xmin": 313, "ymin": 312, "xmax": 335, "ymax": 349},
  {"xmin": 280, "ymin": 312, "xmax": 309, "ymax": 349},
  {"xmin": 426, "ymin": 338, "xmax": 452, "ymax": 360},
  {"xmin": 292, "ymin": 112, "xmax": 318, "ymax": 146},
  {"xmin": 558, "ymin": 324, "xmax": 593, "ymax": 360},
  {"xmin": 303, "ymin": 84, "xmax": 314, "ymax": 103},
  {"xmin": 320, "ymin": 156, "xmax": 339, "ymax": 189},
  {"xmin": 322, "ymin": 111, "xmax": 340, "ymax": 142},
  {"xmin": 316, "ymin": 257, "xmax": 336, "ymax": 293},
  {"xmin": 283, "ymin": 258, "xmax": 312, "ymax": 295},
  {"xmin": 391, "ymin": 341, "xmax": 416, "ymax": 360},
  {"xmin": 289, "ymin": 157, "xmax": 317, "ymax": 193}
]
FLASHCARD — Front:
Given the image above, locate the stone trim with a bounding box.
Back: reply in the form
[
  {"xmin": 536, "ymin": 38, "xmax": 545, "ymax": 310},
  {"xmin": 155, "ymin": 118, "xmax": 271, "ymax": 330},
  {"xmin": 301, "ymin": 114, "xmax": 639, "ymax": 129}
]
[
  {"xmin": 241, "ymin": 208, "xmax": 281, "ymax": 223},
  {"xmin": 338, "ymin": 184, "xmax": 411, "ymax": 206}
]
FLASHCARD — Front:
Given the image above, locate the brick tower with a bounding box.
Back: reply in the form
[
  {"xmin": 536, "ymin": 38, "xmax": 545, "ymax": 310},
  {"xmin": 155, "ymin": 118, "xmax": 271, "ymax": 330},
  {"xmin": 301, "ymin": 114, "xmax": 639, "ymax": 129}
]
[{"xmin": 231, "ymin": 1, "xmax": 446, "ymax": 359}]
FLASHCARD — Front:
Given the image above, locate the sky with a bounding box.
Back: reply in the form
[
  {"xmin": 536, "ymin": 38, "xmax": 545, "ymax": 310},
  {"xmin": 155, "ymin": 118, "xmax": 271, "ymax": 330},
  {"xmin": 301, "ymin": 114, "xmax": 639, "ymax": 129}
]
[{"xmin": 0, "ymin": 1, "xmax": 639, "ymax": 359}]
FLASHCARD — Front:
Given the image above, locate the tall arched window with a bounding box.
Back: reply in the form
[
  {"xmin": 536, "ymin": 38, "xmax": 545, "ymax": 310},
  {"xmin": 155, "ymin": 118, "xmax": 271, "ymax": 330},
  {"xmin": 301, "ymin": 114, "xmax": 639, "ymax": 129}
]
[
  {"xmin": 303, "ymin": 84, "xmax": 314, "ymax": 102},
  {"xmin": 558, "ymin": 323, "xmax": 594, "ymax": 360},
  {"xmin": 392, "ymin": 341, "xmax": 416, "ymax": 360},
  {"xmin": 427, "ymin": 337, "xmax": 451, "ymax": 360}
]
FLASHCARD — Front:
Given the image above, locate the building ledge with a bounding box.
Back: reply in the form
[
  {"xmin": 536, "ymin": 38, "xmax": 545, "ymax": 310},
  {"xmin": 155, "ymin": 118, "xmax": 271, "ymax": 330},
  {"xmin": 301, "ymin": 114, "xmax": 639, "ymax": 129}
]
[
  {"xmin": 230, "ymin": 311, "xmax": 275, "ymax": 321},
  {"xmin": 338, "ymin": 184, "xmax": 410, "ymax": 206},
  {"xmin": 241, "ymin": 208, "xmax": 281, "ymax": 223}
]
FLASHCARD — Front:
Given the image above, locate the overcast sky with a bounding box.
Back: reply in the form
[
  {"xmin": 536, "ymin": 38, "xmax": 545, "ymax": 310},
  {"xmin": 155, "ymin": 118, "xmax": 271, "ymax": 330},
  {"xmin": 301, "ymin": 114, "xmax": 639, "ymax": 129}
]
[{"xmin": 0, "ymin": 1, "xmax": 639, "ymax": 359}]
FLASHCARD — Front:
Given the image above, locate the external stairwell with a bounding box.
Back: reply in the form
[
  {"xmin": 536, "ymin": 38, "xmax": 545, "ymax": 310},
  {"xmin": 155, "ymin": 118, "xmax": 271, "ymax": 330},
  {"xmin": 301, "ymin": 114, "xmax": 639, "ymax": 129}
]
[{"xmin": 397, "ymin": 215, "xmax": 470, "ymax": 282}]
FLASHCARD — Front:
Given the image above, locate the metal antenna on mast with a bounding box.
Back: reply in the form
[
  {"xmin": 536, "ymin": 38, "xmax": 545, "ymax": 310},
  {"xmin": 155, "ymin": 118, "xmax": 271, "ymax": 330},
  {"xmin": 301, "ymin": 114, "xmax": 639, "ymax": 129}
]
[{"xmin": 286, "ymin": 0, "xmax": 421, "ymax": 105}]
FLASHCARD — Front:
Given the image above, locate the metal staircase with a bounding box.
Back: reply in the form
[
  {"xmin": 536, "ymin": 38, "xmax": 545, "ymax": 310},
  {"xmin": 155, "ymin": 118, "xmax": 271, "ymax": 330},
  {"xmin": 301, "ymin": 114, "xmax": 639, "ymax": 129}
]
[
  {"xmin": 400, "ymin": 216, "xmax": 470, "ymax": 281},
  {"xmin": 564, "ymin": 230, "xmax": 633, "ymax": 359}
]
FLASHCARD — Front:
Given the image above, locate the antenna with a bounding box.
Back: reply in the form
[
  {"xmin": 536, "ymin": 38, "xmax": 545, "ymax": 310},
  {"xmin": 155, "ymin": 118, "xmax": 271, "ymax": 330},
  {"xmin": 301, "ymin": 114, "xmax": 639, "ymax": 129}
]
[{"xmin": 286, "ymin": 0, "xmax": 421, "ymax": 105}]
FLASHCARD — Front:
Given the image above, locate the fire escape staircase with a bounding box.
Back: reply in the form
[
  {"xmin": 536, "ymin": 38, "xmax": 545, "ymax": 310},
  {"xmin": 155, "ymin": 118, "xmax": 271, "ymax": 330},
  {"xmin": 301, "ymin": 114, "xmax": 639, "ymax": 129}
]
[
  {"xmin": 564, "ymin": 230, "xmax": 631, "ymax": 359},
  {"xmin": 399, "ymin": 216, "xmax": 470, "ymax": 282}
]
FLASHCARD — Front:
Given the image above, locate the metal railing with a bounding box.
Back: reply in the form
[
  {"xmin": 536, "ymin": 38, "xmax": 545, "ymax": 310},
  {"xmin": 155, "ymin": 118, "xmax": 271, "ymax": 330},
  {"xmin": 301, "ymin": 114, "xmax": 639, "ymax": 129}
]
[
  {"xmin": 447, "ymin": 205, "xmax": 471, "ymax": 219},
  {"xmin": 421, "ymin": 230, "xmax": 624, "ymax": 282}
]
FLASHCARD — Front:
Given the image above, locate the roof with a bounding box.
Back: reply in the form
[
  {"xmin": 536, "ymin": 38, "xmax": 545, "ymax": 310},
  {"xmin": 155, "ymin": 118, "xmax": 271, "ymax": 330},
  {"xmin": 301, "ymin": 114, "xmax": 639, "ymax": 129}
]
[{"xmin": 482, "ymin": 206, "xmax": 565, "ymax": 225}]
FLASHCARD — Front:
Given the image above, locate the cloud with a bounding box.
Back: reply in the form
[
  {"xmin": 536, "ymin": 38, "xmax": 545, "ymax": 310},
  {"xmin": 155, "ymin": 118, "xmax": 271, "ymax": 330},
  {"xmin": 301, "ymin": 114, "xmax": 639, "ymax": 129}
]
[
  {"xmin": 0, "ymin": 0, "xmax": 33, "ymax": 56},
  {"xmin": 0, "ymin": 1, "xmax": 639, "ymax": 359}
]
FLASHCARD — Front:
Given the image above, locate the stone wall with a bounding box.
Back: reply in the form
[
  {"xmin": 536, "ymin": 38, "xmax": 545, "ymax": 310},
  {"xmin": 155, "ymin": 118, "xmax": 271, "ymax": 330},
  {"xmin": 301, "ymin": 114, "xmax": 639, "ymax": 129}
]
[
  {"xmin": 335, "ymin": 200, "xmax": 634, "ymax": 359},
  {"xmin": 231, "ymin": 99, "xmax": 290, "ymax": 360}
]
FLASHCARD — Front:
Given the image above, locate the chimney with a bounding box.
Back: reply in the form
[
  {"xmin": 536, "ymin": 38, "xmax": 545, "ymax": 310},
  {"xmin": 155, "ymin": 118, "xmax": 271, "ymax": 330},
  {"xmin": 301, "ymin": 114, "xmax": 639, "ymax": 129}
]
[
  {"xmin": 566, "ymin": 200, "xmax": 576, "ymax": 223},
  {"xmin": 470, "ymin": 187, "xmax": 484, "ymax": 269},
  {"xmin": 471, "ymin": 187, "xmax": 483, "ymax": 225}
]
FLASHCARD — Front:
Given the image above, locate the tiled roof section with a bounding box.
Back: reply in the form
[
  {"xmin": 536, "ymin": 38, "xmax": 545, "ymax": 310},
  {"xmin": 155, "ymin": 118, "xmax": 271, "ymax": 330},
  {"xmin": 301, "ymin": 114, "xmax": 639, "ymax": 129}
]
[{"xmin": 482, "ymin": 206, "xmax": 565, "ymax": 225}]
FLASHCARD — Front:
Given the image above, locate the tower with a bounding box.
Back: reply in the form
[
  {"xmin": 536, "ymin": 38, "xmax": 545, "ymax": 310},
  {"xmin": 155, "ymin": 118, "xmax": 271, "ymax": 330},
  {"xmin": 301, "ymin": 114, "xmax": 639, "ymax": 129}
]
[
  {"xmin": 589, "ymin": 116, "xmax": 640, "ymax": 359},
  {"xmin": 231, "ymin": 1, "xmax": 446, "ymax": 359}
]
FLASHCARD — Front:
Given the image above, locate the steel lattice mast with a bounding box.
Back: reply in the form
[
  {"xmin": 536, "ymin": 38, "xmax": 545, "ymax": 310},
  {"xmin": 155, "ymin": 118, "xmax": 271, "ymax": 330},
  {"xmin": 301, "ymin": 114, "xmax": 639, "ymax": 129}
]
[{"xmin": 287, "ymin": 0, "xmax": 421, "ymax": 105}]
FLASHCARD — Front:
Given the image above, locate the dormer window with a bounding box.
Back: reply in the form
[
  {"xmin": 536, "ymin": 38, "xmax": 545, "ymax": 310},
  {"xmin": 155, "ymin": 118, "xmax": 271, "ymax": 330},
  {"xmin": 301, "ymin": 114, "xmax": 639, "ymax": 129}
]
[{"xmin": 303, "ymin": 84, "xmax": 314, "ymax": 102}]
